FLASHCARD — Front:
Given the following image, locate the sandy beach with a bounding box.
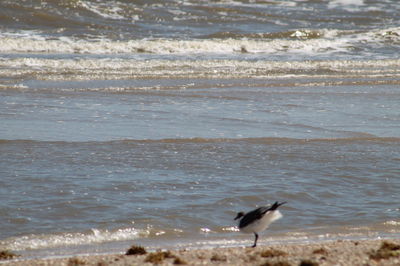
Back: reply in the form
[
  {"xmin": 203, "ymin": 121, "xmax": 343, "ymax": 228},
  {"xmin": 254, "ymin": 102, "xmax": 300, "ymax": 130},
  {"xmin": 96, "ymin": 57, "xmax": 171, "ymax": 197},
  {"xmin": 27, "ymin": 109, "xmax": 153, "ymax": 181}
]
[{"xmin": 2, "ymin": 239, "xmax": 400, "ymax": 266}]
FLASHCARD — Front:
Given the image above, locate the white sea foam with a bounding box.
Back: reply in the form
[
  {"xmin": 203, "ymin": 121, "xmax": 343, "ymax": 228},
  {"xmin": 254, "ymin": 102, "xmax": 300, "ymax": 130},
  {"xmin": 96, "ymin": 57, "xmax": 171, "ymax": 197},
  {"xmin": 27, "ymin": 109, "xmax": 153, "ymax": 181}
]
[
  {"xmin": 384, "ymin": 220, "xmax": 400, "ymax": 226},
  {"xmin": 329, "ymin": 0, "xmax": 364, "ymax": 9},
  {"xmin": 2, "ymin": 227, "xmax": 143, "ymax": 251},
  {"xmin": 1, "ymin": 56, "xmax": 399, "ymax": 84},
  {"xmin": 328, "ymin": 0, "xmax": 390, "ymax": 12},
  {"xmin": 0, "ymin": 27, "xmax": 398, "ymax": 56},
  {"xmin": 78, "ymin": 0, "xmax": 126, "ymax": 20},
  {"xmin": 0, "ymin": 36, "xmax": 343, "ymax": 55},
  {"xmin": 1, "ymin": 57, "xmax": 397, "ymax": 73}
]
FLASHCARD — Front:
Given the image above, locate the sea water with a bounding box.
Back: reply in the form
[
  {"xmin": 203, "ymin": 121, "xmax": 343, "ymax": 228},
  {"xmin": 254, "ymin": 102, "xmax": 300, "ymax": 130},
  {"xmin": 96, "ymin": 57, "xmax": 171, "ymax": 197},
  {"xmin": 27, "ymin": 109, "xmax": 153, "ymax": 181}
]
[{"xmin": 0, "ymin": 0, "xmax": 400, "ymax": 259}]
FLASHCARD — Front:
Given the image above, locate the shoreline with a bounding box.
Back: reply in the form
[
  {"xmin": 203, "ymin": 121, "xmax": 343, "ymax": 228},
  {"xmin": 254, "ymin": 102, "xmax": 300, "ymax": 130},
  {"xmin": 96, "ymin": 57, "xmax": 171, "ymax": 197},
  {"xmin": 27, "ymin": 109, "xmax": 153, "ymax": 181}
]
[{"xmin": 2, "ymin": 238, "xmax": 399, "ymax": 265}]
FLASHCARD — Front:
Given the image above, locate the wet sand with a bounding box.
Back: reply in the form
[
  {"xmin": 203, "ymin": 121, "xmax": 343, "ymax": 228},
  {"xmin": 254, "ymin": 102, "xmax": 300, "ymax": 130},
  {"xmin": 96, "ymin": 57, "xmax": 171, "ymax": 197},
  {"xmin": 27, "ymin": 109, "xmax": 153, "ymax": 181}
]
[{"xmin": 2, "ymin": 239, "xmax": 400, "ymax": 265}]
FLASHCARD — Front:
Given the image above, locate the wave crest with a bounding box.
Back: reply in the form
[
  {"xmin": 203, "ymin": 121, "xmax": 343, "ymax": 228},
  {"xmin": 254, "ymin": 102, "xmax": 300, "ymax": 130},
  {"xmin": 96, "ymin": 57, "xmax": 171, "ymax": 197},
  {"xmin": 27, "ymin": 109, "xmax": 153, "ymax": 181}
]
[{"xmin": 1, "ymin": 27, "xmax": 399, "ymax": 55}]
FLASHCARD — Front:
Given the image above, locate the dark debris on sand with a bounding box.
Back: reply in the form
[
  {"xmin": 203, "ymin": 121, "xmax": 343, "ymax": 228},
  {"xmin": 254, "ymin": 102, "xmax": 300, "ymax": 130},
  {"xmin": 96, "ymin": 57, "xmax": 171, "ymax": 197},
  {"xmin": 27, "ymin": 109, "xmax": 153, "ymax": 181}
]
[
  {"xmin": 125, "ymin": 245, "xmax": 147, "ymax": 256},
  {"xmin": 369, "ymin": 241, "xmax": 400, "ymax": 261},
  {"xmin": 0, "ymin": 250, "xmax": 19, "ymax": 260}
]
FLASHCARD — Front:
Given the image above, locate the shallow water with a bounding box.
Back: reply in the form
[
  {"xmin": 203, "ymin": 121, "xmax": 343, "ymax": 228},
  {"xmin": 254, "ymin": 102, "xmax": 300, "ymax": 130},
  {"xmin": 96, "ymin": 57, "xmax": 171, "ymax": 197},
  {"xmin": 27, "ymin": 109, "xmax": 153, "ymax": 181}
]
[{"xmin": 1, "ymin": 0, "xmax": 400, "ymax": 259}]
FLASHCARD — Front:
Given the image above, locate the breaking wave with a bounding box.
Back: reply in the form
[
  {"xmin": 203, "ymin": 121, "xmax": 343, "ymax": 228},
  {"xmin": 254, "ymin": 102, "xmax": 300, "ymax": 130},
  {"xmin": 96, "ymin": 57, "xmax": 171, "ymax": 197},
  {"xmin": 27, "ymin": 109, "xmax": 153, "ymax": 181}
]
[{"xmin": 0, "ymin": 27, "xmax": 399, "ymax": 56}]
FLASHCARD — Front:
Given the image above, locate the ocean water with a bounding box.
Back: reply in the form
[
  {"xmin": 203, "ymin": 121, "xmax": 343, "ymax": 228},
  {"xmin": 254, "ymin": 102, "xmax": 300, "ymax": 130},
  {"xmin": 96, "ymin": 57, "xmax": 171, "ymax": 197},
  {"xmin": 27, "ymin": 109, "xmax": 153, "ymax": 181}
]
[{"xmin": 1, "ymin": 0, "xmax": 400, "ymax": 259}]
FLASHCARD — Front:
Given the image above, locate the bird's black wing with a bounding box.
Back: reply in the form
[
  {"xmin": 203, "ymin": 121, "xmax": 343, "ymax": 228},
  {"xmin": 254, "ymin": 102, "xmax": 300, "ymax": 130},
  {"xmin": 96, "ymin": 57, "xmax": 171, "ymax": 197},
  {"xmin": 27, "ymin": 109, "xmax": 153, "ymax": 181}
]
[
  {"xmin": 239, "ymin": 207, "xmax": 269, "ymax": 228},
  {"xmin": 239, "ymin": 202, "xmax": 286, "ymax": 228}
]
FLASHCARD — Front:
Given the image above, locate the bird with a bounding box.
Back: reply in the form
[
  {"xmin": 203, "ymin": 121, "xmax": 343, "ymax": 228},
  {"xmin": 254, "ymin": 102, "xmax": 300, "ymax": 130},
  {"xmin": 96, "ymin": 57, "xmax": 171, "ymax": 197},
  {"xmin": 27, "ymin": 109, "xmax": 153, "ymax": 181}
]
[{"xmin": 234, "ymin": 201, "xmax": 286, "ymax": 248}]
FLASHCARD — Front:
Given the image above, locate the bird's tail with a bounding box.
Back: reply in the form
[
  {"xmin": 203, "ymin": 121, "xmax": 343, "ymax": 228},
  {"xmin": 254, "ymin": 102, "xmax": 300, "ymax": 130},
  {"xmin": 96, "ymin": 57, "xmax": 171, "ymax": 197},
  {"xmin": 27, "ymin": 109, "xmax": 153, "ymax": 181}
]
[{"xmin": 269, "ymin": 201, "xmax": 286, "ymax": 211}]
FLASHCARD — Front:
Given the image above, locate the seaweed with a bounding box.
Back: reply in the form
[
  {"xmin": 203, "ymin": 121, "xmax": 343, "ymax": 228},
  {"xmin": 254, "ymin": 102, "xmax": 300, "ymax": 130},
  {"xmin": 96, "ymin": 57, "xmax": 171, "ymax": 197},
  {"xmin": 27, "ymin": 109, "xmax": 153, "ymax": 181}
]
[
  {"xmin": 210, "ymin": 253, "xmax": 227, "ymax": 262},
  {"xmin": 145, "ymin": 250, "xmax": 175, "ymax": 264},
  {"xmin": 312, "ymin": 248, "xmax": 328, "ymax": 255},
  {"xmin": 67, "ymin": 257, "xmax": 86, "ymax": 266},
  {"xmin": 125, "ymin": 245, "xmax": 147, "ymax": 255},
  {"xmin": 299, "ymin": 259, "xmax": 319, "ymax": 266},
  {"xmin": 0, "ymin": 250, "xmax": 19, "ymax": 260},
  {"xmin": 260, "ymin": 261, "xmax": 292, "ymax": 266},
  {"xmin": 260, "ymin": 249, "xmax": 288, "ymax": 258},
  {"xmin": 369, "ymin": 241, "xmax": 400, "ymax": 261},
  {"xmin": 173, "ymin": 256, "xmax": 187, "ymax": 265}
]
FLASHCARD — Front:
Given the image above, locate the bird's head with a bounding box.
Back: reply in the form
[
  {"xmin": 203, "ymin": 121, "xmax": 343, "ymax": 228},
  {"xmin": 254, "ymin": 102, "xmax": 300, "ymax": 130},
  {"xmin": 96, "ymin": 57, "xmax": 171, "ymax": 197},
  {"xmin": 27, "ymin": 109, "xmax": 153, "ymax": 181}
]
[{"xmin": 234, "ymin": 212, "xmax": 245, "ymax": 220}]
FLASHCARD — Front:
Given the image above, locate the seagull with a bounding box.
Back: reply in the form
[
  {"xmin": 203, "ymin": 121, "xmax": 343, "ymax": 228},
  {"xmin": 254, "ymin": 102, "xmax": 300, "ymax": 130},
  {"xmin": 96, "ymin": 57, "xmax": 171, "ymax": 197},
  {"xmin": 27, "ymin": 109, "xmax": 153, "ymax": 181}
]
[{"xmin": 234, "ymin": 201, "xmax": 286, "ymax": 248}]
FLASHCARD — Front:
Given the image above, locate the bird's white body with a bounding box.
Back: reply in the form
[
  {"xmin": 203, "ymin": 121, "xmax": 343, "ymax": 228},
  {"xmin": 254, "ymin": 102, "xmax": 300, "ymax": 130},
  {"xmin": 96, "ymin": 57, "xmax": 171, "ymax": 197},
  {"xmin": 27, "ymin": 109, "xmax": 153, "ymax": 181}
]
[
  {"xmin": 235, "ymin": 201, "xmax": 286, "ymax": 247},
  {"xmin": 239, "ymin": 210, "xmax": 282, "ymax": 234}
]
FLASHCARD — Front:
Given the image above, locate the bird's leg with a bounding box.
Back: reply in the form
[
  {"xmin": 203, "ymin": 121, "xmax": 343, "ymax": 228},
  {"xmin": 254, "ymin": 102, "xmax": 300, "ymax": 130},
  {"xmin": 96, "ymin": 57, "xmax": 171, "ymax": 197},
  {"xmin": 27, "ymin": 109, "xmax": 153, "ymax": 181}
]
[{"xmin": 252, "ymin": 233, "xmax": 258, "ymax": 248}]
